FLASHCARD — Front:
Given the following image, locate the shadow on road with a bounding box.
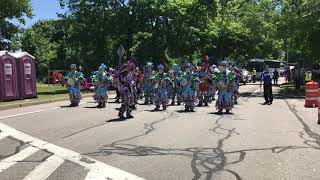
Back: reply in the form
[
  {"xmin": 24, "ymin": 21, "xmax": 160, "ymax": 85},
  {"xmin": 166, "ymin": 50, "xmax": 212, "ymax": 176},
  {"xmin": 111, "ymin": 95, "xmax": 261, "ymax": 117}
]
[
  {"xmin": 209, "ymin": 112, "xmax": 234, "ymax": 115},
  {"xmin": 106, "ymin": 118, "xmax": 128, "ymax": 123}
]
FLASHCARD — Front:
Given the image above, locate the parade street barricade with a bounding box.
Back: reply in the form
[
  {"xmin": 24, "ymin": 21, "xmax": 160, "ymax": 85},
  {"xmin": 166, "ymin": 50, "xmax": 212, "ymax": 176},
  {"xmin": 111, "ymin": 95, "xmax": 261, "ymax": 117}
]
[
  {"xmin": 305, "ymin": 81, "xmax": 319, "ymax": 107},
  {"xmin": 10, "ymin": 52, "xmax": 37, "ymax": 99},
  {"xmin": 0, "ymin": 51, "xmax": 19, "ymax": 101}
]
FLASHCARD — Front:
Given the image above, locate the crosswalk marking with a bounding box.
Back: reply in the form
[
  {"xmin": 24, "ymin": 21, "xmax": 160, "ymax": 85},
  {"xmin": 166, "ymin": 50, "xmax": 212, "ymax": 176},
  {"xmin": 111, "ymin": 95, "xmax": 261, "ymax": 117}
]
[
  {"xmin": 0, "ymin": 146, "xmax": 39, "ymax": 173},
  {"xmin": 22, "ymin": 155, "xmax": 64, "ymax": 180},
  {"xmin": 0, "ymin": 132, "xmax": 9, "ymax": 141},
  {"xmin": 84, "ymin": 171, "xmax": 104, "ymax": 180},
  {"xmin": 0, "ymin": 122, "xmax": 145, "ymax": 180}
]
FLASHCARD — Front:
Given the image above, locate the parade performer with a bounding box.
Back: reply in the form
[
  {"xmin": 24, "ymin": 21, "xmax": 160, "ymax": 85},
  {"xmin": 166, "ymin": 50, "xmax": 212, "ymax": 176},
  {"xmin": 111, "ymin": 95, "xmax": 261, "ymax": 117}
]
[
  {"xmin": 197, "ymin": 62, "xmax": 209, "ymax": 107},
  {"xmin": 208, "ymin": 66, "xmax": 219, "ymax": 102},
  {"xmin": 152, "ymin": 64, "xmax": 169, "ymax": 111},
  {"xmin": 143, "ymin": 62, "xmax": 154, "ymax": 105},
  {"xmin": 230, "ymin": 68, "xmax": 241, "ymax": 105},
  {"xmin": 91, "ymin": 64, "xmax": 111, "ymax": 108},
  {"xmin": 216, "ymin": 61, "xmax": 234, "ymax": 114},
  {"xmin": 112, "ymin": 68, "xmax": 121, "ymax": 103},
  {"xmin": 118, "ymin": 64, "xmax": 135, "ymax": 119},
  {"xmin": 181, "ymin": 63, "xmax": 200, "ymax": 112},
  {"xmin": 169, "ymin": 64, "xmax": 182, "ymax": 105},
  {"xmin": 136, "ymin": 68, "xmax": 144, "ymax": 100},
  {"xmin": 65, "ymin": 64, "xmax": 84, "ymax": 107},
  {"xmin": 128, "ymin": 62, "xmax": 139, "ymax": 107}
]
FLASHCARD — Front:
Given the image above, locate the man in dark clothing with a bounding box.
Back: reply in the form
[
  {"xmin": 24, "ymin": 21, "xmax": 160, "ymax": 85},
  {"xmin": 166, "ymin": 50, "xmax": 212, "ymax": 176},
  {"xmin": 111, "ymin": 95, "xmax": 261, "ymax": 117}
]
[
  {"xmin": 260, "ymin": 66, "xmax": 273, "ymax": 105},
  {"xmin": 273, "ymin": 69, "xmax": 279, "ymax": 85},
  {"xmin": 311, "ymin": 63, "xmax": 320, "ymax": 84},
  {"xmin": 293, "ymin": 66, "xmax": 301, "ymax": 90}
]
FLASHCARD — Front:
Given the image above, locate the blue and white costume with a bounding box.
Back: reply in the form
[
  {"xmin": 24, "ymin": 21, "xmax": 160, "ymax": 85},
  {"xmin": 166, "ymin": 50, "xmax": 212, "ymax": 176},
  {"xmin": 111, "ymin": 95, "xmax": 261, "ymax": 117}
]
[
  {"xmin": 143, "ymin": 62, "xmax": 154, "ymax": 105},
  {"xmin": 181, "ymin": 63, "xmax": 200, "ymax": 112},
  {"xmin": 92, "ymin": 64, "xmax": 111, "ymax": 108},
  {"xmin": 65, "ymin": 64, "xmax": 84, "ymax": 107},
  {"xmin": 152, "ymin": 64, "xmax": 169, "ymax": 110}
]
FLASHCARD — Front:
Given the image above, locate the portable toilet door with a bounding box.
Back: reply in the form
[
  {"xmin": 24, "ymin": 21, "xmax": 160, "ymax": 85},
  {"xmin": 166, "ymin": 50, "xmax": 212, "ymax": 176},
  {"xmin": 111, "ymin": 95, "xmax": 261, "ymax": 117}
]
[
  {"xmin": 0, "ymin": 51, "xmax": 19, "ymax": 101},
  {"xmin": 11, "ymin": 52, "xmax": 37, "ymax": 98}
]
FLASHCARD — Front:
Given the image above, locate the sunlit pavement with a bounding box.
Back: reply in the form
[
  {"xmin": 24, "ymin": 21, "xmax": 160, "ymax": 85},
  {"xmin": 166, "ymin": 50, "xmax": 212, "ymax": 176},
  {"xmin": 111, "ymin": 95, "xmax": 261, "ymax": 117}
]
[{"xmin": 0, "ymin": 82, "xmax": 320, "ymax": 180}]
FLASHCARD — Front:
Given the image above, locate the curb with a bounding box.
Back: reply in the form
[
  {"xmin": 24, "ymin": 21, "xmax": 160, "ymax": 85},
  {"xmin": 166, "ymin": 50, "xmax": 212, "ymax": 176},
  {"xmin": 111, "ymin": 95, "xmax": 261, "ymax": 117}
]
[{"xmin": 0, "ymin": 91, "xmax": 115, "ymax": 111}]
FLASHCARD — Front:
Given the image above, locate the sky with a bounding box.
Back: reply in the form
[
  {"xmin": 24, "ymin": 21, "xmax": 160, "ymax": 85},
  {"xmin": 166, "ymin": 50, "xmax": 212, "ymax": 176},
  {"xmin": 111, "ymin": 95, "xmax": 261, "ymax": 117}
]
[{"xmin": 15, "ymin": 0, "xmax": 64, "ymax": 28}]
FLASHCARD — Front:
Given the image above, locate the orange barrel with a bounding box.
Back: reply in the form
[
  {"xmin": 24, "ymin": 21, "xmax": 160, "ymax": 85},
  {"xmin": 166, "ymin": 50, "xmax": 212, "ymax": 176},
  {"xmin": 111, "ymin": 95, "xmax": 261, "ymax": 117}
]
[{"xmin": 305, "ymin": 81, "xmax": 319, "ymax": 107}]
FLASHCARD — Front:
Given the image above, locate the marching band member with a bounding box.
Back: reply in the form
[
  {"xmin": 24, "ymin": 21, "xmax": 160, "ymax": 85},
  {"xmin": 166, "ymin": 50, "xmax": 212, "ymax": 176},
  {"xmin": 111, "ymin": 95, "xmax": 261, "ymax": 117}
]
[
  {"xmin": 92, "ymin": 64, "xmax": 111, "ymax": 108},
  {"xmin": 197, "ymin": 62, "xmax": 209, "ymax": 107},
  {"xmin": 216, "ymin": 61, "xmax": 234, "ymax": 114},
  {"xmin": 181, "ymin": 63, "xmax": 200, "ymax": 112},
  {"xmin": 65, "ymin": 64, "xmax": 84, "ymax": 107},
  {"xmin": 168, "ymin": 64, "xmax": 182, "ymax": 105},
  {"xmin": 118, "ymin": 64, "xmax": 135, "ymax": 119},
  {"xmin": 143, "ymin": 62, "xmax": 154, "ymax": 105},
  {"xmin": 152, "ymin": 64, "xmax": 169, "ymax": 111}
]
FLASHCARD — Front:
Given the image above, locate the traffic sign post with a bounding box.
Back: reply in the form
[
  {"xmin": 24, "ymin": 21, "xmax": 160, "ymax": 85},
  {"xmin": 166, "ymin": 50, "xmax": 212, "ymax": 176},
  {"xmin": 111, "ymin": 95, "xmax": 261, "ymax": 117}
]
[{"xmin": 117, "ymin": 45, "xmax": 126, "ymax": 65}]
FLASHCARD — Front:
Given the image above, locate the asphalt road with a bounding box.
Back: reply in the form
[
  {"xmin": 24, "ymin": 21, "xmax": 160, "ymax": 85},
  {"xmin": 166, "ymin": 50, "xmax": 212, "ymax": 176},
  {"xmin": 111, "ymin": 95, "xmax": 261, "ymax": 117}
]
[{"xmin": 0, "ymin": 82, "xmax": 320, "ymax": 180}]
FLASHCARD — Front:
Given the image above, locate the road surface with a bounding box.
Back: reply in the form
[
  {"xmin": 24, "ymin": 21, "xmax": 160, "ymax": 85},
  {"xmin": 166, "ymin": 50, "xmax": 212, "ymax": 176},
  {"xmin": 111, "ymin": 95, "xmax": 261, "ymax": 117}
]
[{"xmin": 0, "ymin": 83, "xmax": 319, "ymax": 180}]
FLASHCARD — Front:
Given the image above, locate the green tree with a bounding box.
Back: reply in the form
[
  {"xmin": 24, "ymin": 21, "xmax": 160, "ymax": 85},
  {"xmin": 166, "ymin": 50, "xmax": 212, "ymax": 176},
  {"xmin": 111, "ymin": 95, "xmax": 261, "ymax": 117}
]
[{"xmin": 0, "ymin": 0, "xmax": 32, "ymax": 49}]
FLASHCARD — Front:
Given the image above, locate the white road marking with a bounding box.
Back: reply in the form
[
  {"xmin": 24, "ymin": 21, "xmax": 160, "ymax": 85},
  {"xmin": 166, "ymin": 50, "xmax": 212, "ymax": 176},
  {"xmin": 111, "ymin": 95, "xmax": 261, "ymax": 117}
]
[
  {"xmin": 0, "ymin": 131, "xmax": 9, "ymax": 141},
  {"xmin": 0, "ymin": 146, "xmax": 39, "ymax": 173},
  {"xmin": 22, "ymin": 155, "xmax": 64, "ymax": 180},
  {"xmin": 0, "ymin": 107, "xmax": 60, "ymax": 120},
  {"xmin": 0, "ymin": 122, "xmax": 145, "ymax": 180},
  {"xmin": 0, "ymin": 101, "xmax": 89, "ymax": 120},
  {"xmin": 84, "ymin": 171, "xmax": 104, "ymax": 180}
]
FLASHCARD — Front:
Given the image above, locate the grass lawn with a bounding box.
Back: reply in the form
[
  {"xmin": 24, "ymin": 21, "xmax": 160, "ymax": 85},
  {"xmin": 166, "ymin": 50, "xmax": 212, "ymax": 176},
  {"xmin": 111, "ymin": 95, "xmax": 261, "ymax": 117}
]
[{"xmin": 0, "ymin": 84, "xmax": 92, "ymax": 106}]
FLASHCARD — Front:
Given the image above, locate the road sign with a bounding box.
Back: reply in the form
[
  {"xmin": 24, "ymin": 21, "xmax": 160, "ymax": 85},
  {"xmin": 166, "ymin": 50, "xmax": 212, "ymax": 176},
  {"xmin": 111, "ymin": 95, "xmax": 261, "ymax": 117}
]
[
  {"xmin": 117, "ymin": 45, "xmax": 125, "ymax": 58},
  {"xmin": 117, "ymin": 45, "xmax": 126, "ymax": 65}
]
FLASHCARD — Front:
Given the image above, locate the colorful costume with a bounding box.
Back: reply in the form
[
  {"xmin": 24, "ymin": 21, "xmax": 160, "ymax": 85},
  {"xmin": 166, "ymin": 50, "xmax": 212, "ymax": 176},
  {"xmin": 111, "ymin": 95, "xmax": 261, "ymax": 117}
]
[
  {"xmin": 168, "ymin": 64, "xmax": 182, "ymax": 105},
  {"xmin": 197, "ymin": 65, "xmax": 209, "ymax": 107},
  {"xmin": 215, "ymin": 62, "xmax": 236, "ymax": 114},
  {"xmin": 143, "ymin": 62, "xmax": 154, "ymax": 104},
  {"xmin": 118, "ymin": 65, "xmax": 136, "ymax": 119},
  {"xmin": 181, "ymin": 64, "xmax": 200, "ymax": 112},
  {"xmin": 152, "ymin": 64, "xmax": 169, "ymax": 110},
  {"xmin": 208, "ymin": 67, "xmax": 219, "ymax": 102},
  {"xmin": 65, "ymin": 64, "xmax": 84, "ymax": 107},
  {"xmin": 92, "ymin": 64, "xmax": 111, "ymax": 108}
]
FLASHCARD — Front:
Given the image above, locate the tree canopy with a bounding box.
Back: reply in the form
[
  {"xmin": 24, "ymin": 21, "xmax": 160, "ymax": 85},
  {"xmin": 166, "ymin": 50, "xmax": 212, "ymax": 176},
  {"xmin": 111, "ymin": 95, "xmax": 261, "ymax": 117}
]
[
  {"xmin": 0, "ymin": 0, "xmax": 32, "ymax": 50},
  {"xmin": 2, "ymin": 0, "xmax": 319, "ymax": 77}
]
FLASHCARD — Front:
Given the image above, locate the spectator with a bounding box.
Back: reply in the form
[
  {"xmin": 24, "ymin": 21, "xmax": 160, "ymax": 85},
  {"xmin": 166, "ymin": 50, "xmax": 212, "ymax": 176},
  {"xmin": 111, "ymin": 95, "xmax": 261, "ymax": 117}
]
[
  {"xmin": 273, "ymin": 68, "xmax": 279, "ymax": 85},
  {"xmin": 293, "ymin": 66, "xmax": 301, "ymax": 90},
  {"xmin": 285, "ymin": 68, "xmax": 291, "ymax": 83},
  {"xmin": 311, "ymin": 63, "xmax": 320, "ymax": 84}
]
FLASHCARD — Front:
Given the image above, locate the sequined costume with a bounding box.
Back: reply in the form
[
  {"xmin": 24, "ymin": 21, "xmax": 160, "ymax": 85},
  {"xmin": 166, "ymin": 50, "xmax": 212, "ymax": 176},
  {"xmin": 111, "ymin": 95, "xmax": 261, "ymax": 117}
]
[
  {"xmin": 118, "ymin": 65, "xmax": 136, "ymax": 119},
  {"xmin": 197, "ymin": 66, "xmax": 209, "ymax": 107},
  {"xmin": 168, "ymin": 64, "xmax": 182, "ymax": 105},
  {"xmin": 65, "ymin": 64, "xmax": 84, "ymax": 107},
  {"xmin": 215, "ymin": 62, "xmax": 235, "ymax": 114},
  {"xmin": 152, "ymin": 64, "xmax": 169, "ymax": 110},
  {"xmin": 92, "ymin": 64, "xmax": 111, "ymax": 108},
  {"xmin": 181, "ymin": 64, "xmax": 200, "ymax": 112},
  {"xmin": 143, "ymin": 62, "xmax": 154, "ymax": 104}
]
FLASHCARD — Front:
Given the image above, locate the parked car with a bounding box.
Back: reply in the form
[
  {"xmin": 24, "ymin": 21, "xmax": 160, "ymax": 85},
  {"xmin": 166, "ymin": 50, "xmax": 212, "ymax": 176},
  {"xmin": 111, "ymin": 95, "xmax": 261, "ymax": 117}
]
[{"xmin": 240, "ymin": 69, "xmax": 252, "ymax": 85}]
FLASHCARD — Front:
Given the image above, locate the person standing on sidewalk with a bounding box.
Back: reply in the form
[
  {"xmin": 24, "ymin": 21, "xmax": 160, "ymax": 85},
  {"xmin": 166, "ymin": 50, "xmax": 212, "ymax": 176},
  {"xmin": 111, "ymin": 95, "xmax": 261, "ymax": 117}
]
[
  {"xmin": 252, "ymin": 68, "xmax": 257, "ymax": 83},
  {"xmin": 273, "ymin": 68, "xmax": 279, "ymax": 85},
  {"xmin": 260, "ymin": 66, "xmax": 273, "ymax": 105}
]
